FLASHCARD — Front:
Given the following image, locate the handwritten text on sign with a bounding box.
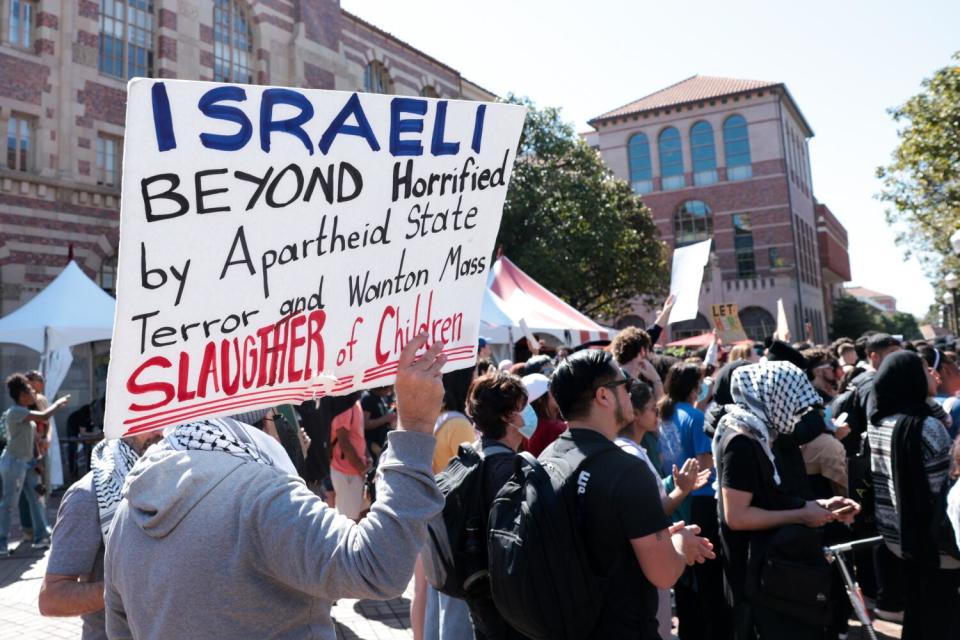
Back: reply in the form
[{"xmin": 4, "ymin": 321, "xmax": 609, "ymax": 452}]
[{"xmin": 104, "ymin": 79, "xmax": 526, "ymax": 438}]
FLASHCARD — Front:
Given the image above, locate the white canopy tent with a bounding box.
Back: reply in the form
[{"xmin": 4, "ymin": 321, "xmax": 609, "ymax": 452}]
[
  {"xmin": 0, "ymin": 261, "xmax": 115, "ymax": 352},
  {"xmin": 0, "ymin": 261, "xmax": 116, "ymax": 487}
]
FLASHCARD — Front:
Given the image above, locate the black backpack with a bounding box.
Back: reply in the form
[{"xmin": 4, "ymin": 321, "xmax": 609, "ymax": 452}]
[
  {"xmin": 422, "ymin": 440, "xmax": 513, "ymax": 598},
  {"xmin": 486, "ymin": 437, "xmax": 617, "ymax": 640}
]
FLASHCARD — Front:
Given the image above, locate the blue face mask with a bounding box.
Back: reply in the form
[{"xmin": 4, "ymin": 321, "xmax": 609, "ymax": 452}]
[
  {"xmin": 519, "ymin": 404, "xmax": 539, "ymax": 439},
  {"xmin": 697, "ymin": 379, "xmax": 710, "ymax": 403}
]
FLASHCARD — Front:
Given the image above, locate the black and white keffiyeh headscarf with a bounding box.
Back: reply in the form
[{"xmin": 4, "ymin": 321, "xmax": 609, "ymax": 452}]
[
  {"xmin": 91, "ymin": 439, "xmax": 140, "ymax": 539},
  {"xmin": 713, "ymin": 361, "xmax": 820, "ymax": 485},
  {"xmin": 156, "ymin": 417, "xmax": 297, "ymax": 476}
]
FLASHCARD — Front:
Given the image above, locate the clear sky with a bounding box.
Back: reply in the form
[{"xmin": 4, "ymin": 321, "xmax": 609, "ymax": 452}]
[{"xmin": 342, "ymin": 0, "xmax": 959, "ymax": 317}]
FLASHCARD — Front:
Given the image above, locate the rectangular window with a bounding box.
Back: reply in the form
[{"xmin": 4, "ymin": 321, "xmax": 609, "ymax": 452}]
[
  {"xmin": 6, "ymin": 115, "xmax": 34, "ymax": 171},
  {"xmin": 632, "ymin": 179, "xmax": 653, "ymax": 194},
  {"xmin": 99, "ymin": 0, "xmax": 154, "ymax": 79},
  {"xmin": 693, "ymin": 169, "xmax": 718, "ymax": 186},
  {"xmin": 96, "ymin": 135, "xmax": 122, "ymax": 186},
  {"xmin": 8, "ymin": 0, "xmax": 35, "ymax": 49},
  {"xmin": 733, "ymin": 213, "xmax": 756, "ymax": 278},
  {"xmin": 727, "ymin": 164, "xmax": 752, "ymax": 181},
  {"xmin": 662, "ymin": 175, "xmax": 685, "ymax": 190}
]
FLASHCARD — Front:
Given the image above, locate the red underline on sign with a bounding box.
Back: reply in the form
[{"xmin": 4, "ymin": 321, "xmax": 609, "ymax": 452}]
[
  {"xmin": 362, "ymin": 353, "xmax": 477, "ymax": 383},
  {"xmin": 123, "ymin": 385, "xmax": 317, "ymax": 427},
  {"xmin": 125, "ymin": 392, "xmax": 312, "ymax": 435},
  {"xmin": 362, "ymin": 346, "xmax": 476, "ymax": 381}
]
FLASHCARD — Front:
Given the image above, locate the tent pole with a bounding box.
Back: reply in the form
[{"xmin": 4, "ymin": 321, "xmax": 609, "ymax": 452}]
[{"xmin": 89, "ymin": 341, "xmax": 95, "ymax": 405}]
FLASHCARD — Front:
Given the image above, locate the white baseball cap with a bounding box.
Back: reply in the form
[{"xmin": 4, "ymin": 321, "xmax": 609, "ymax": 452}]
[{"xmin": 521, "ymin": 373, "xmax": 550, "ymax": 404}]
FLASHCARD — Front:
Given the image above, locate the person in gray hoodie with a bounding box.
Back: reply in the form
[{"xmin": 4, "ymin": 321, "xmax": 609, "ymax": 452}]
[{"xmin": 104, "ymin": 332, "xmax": 447, "ymax": 640}]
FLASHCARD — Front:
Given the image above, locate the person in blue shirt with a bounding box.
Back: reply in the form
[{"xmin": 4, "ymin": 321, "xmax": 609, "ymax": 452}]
[{"xmin": 658, "ymin": 362, "xmax": 732, "ymax": 640}]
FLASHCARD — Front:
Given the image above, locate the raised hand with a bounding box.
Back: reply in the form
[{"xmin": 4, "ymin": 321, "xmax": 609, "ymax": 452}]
[
  {"xmin": 672, "ymin": 459, "xmax": 701, "ymax": 495},
  {"xmin": 394, "ymin": 333, "xmax": 447, "ymax": 435}
]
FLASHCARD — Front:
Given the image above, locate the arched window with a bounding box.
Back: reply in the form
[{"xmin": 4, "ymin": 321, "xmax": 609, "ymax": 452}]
[
  {"xmin": 364, "ymin": 61, "xmax": 393, "ymax": 94},
  {"xmin": 672, "ymin": 314, "xmax": 710, "ymax": 340},
  {"xmin": 615, "ymin": 314, "xmax": 647, "ymax": 330},
  {"xmin": 658, "ymin": 127, "xmax": 685, "ymax": 190},
  {"xmin": 739, "ymin": 306, "xmax": 776, "ymax": 341},
  {"xmin": 723, "ymin": 115, "xmax": 752, "ymax": 180},
  {"xmin": 690, "ymin": 121, "xmax": 717, "ymax": 186},
  {"xmin": 99, "ymin": 0, "xmax": 154, "ymax": 79},
  {"xmin": 674, "ymin": 200, "xmax": 712, "ymax": 247},
  {"xmin": 419, "ymin": 85, "xmax": 439, "ymax": 98},
  {"xmin": 627, "ymin": 133, "xmax": 653, "ymax": 194},
  {"xmin": 213, "ymin": 0, "xmax": 253, "ymax": 84},
  {"xmin": 733, "ymin": 213, "xmax": 756, "ymax": 278}
]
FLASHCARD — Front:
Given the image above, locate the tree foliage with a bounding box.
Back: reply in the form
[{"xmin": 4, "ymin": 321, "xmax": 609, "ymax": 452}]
[
  {"xmin": 497, "ymin": 96, "xmax": 668, "ymax": 318},
  {"xmin": 877, "ymin": 52, "xmax": 960, "ymax": 279},
  {"xmin": 830, "ymin": 295, "xmax": 921, "ymax": 341}
]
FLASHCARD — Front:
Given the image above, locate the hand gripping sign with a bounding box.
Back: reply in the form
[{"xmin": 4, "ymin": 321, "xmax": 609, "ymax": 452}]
[{"xmin": 104, "ymin": 79, "xmax": 526, "ymax": 438}]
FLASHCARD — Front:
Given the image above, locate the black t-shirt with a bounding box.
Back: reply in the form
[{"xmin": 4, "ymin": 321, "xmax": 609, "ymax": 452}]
[
  {"xmin": 546, "ymin": 428, "xmax": 671, "ymax": 640},
  {"xmin": 360, "ymin": 392, "xmax": 391, "ymax": 451},
  {"xmin": 717, "ymin": 433, "xmax": 805, "ymax": 605}
]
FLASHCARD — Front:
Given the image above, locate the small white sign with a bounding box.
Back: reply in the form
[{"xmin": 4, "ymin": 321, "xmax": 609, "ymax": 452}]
[{"xmin": 667, "ymin": 239, "xmax": 712, "ymax": 324}]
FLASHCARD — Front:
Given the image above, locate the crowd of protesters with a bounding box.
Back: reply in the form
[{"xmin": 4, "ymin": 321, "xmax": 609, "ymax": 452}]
[{"xmin": 1, "ymin": 297, "xmax": 958, "ymax": 639}]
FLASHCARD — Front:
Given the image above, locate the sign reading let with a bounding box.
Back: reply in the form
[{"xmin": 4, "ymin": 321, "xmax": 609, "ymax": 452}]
[
  {"xmin": 104, "ymin": 79, "xmax": 526, "ymax": 438},
  {"xmin": 710, "ymin": 303, "xmax": 748, "ymax": 343}
]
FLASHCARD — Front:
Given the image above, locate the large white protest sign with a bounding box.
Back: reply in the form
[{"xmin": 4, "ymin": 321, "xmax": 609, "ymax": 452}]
[
  {"xmin": 104, "ymin": 79, "xmax": 526, "ymax": 438},
  {"xmin": 667, "ymin": 239, "xmax": 712, "ymax": 324}
]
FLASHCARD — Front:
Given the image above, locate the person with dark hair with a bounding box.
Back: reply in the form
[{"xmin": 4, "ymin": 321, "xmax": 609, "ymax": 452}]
[
  {"xmin": 657, "ymin": 363, "xmax": 729, "ymax": 639},
  {"xmin": 651, "ymin": 353, "xmax": 681, "ymax": 386},
  {"xmin": 867, "ymin": 351, "xmax": 960, "ymax": 637},
  {"xmin": 611, "ymin": 326, "xmax": 665, "ymax": 400},
  {"xmin": 0, "ymin": 373, "xmax": 69, "ymax": 555},
  {"xmin": 476, "ymin": 358, "xmax": 497, "ymax": 377},
  {"xmin": 522, "ymin": 354, "xmax": 554, "ymax": 378},
  {"xmin": 714, "ymin": 361, "xmax": 859, "ymax": 639},
  {"xmin": 462, "ymin": 371, "xmax": 531, "ymax": 639},
  {"xmin": 547, "ymin": 349, "xmax": 714, "ymax": 639}
]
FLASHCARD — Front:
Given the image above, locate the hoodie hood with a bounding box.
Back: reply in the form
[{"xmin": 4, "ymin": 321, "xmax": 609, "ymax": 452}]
[{"xmin": 122, "ymin": 448, "xmax": 247, "ymax": 538}]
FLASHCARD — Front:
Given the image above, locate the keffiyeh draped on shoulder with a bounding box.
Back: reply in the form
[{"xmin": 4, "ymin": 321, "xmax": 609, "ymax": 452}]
[
  {"xmin": 713, "ymin": 361, "xmax": 820, "ymax": 485},
  {"xmin": 91, "ymin": 439, "xmax": 140, "ymax": 539}
]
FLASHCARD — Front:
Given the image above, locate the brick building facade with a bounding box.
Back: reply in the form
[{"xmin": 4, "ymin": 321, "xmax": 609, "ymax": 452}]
[
  {"xmin": 0, "ymin": 0, "xmax": 493, "ymax": 409},
  {"xmin": 584, "ymin": 76, "xmax": 850, "ymax": 344}
]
